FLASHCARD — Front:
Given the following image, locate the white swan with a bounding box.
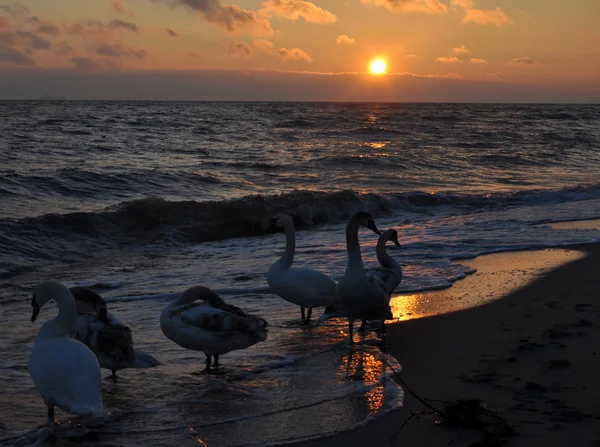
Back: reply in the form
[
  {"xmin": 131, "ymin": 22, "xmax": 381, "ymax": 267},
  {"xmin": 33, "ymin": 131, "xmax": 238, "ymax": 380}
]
[
  {"xmin": 28, "ymin": 281, "xmax": 103, "ymax": 426},
  {"xmin": 267, "ymin": 214, "xmax": 337, "ymax": 324},
  {"xmin": 321, "ymin": 228, "xmax": 403, "ymax": 331},
  {"xmin": 69, "ymin": 286, "xmax": 160, "ymax": 380},
  {"xmin": 335, "ymin": 212, "xmax": 392, "ymax": 346},
  {"xmin": 160, "ymin": 286, "xmax": 268, "ymax": 373},
  {"xmin": 365, "ymin": 228, "xmax": 403, "ymax": 294}
]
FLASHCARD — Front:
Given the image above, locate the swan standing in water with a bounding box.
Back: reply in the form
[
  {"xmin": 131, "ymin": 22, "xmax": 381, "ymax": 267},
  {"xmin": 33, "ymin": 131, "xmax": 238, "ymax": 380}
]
[
  {"xmin": 319, "ymin": 227, "xmax": 402, "ymax": 330},
  {"xmin": 161, "ymin": 286, "xmax": 268, "ymax": 373},
  {"xmin": 335, "ymin": 212, "xmax": 393, "ymax": 346},
  {"xmin": 267, "ymin": 214, "xmax": 337, "ymax": 324},
  {"xmin": 365, "ymin": 228, "xmax": 402, "ymax": 294},
  {"xmin": 28, "ymin": 281, "xmax": 103, "ymax": 426},
  {"xmin": 69, "ymin": 286, "xmax": 160, "ymax": 380}
]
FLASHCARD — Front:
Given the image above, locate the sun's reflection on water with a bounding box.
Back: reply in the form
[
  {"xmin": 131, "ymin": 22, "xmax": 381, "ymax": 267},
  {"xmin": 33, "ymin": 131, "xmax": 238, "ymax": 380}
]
[{"xmin": 339, "ymin": 349, "xmax": 385, "ymax": 415}]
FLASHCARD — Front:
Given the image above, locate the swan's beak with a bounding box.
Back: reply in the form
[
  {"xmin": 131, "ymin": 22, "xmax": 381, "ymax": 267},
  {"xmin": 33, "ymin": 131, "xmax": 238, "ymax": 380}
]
[
  {"xmin": 317, "ymin": 310, "xmax": 340, "ymax": 325},
  {"xmin": 317, "ymin": 313, "xmax": 331, "ymax": 326},
  {"xmin": 31, "ymin": 300, "xmax": 40, "ymax": 323},
  {"xmin": 393, "ymin": 239, "xmax": 401, "ymax": 248},
  {"xmin": 367, "ymin": 219, "xmax": 381, "ymax": 236}
]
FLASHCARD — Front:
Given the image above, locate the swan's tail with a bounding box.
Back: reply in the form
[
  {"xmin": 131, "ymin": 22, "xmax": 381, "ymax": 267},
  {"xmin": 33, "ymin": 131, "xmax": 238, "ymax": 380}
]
[{"xmin": 133, "ymin": 350, "xmax": 160, "ymax": 369}]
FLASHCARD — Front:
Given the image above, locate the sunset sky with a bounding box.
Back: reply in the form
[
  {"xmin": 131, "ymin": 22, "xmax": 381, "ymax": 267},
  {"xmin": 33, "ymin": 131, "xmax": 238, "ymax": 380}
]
[{"xmin": 0, "ymin": 0, "xmax": 599, "ymax": 101}]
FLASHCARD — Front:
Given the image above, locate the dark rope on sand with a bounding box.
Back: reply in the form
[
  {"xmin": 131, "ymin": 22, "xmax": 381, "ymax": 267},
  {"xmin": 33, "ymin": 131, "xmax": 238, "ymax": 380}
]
[{"xmin": 383, "ymin": 359, "xmax": 441, "ymax": 415}]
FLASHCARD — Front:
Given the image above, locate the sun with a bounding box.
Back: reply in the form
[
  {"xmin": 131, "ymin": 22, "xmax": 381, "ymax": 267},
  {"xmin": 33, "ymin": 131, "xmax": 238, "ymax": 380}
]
[{"xmin": 369, "ymin": 57, "xmax": 387, "ymax": 75}]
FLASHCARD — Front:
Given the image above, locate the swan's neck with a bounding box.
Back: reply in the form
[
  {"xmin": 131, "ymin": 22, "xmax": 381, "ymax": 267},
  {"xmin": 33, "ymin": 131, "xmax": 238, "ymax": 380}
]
[
  {"xmin": 345, "ymin": 217, "xmax": 364, "ymax": 274},
  {"xmin": 376, "ymin": 238, "xmax": 400, "ymax": 270},
  {"xmin": 277, "ymin": 220, "xmax": 295, "ymax": 268},
  {"xmin": 40, "ymin": 293, "xmax": 77, "ymax": 337}
]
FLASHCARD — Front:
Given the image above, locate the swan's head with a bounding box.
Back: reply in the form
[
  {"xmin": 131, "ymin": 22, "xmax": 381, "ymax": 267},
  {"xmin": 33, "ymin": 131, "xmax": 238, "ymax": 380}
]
[
  {"xmin": 31, "ymin": 281, "xmax": 70, "ymax": 323},
  {"xmin": 355, "ymin": 212, "xmax": 381, "ymax": 236},
  {"xmin": 179, "ymin": 285, "xmax": 230, "ymax": 309},
  {"xmin": 270, "ymin": 214, "xmax": 294, "ymax": 229},
  {"xmin": 316, "ymin": 300, "xmax": 346, "ymax": 325},
  {"xmin": 383, "ymin": 229, "xmax": 401, "ymax": 248}
]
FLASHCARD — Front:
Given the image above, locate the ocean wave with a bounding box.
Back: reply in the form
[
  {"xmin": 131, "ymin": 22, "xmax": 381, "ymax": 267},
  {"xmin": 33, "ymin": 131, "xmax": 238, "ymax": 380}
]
[{"xmin": 2, "ymin": 183, "xmax": 600, "ymax": 281}]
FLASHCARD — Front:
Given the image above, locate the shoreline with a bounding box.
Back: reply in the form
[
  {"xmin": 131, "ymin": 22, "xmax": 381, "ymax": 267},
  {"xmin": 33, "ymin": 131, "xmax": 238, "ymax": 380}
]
[{"xmin": 290, "ymin": 242, "xmax": 600, "ymax": 447}]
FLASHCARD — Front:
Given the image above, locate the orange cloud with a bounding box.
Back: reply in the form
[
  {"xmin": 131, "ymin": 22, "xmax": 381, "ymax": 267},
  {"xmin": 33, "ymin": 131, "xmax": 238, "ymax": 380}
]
[
  {"xmin": 111, "ymin": 0, "xmax": 126, "ymax": 14},
  {"xmin": 227, "ymin": 40, "xmax": 253, "ymax": 58},
  {"xmin": 165, "ymin": 0, "xmax": 273, "ymax": 35},
  {"xmin": 26, "ymin": 17, "xmax": 61, "ymax": 36},
  {"xmin": 435, "ymin": 56, "xmax": 461, "ymax": 63},
  {"xmin": 450, "ymin": 0, "xmax": 472, "ymax": 10},
  {"xmin": 254, "ymin": 39, "xmax": 312, "ymax": 61},
  {"xmin": 55, "ymin": 41, "xmax": 75, "ymax": 56},
  {"xmin": 508, "ymin": 57, "xmax": 540, "ymax": 66},
  {"xmin": 0, "ymin": 3, "xmax": 28, "ymax": 18},
  {"xmin": 108, "ymin": 19, "xmax": 139, "ymax": 33},
  {"xmin": 259, "ymin": 0, "xmax": 336, "ymax": 24},
  {"xmin": 278, "ymin": 47, "xmax": 312, "ymax": 61},
  {"xmin": 253, "ymin": 38, "xmax": 276, "ymax": 53},
  {"xmin": 93, "ymin": 41, "xmax": 147, "ymax": 60},
  {"xmin": 0, "ymin": 43, "xmax": 34, "ymax": 65},
  {"xmin": 405, "ymin": 53, "xmax": 418, "ymax": 58},
  {"xmin": 462, "ymin": 7, "xmax": 513, "ymax": 26},
  {"xmin": 0, "ymin": 15, "xmax": 11, "ymax": 29},
  {"xmin": 470, "ymin": 57, "xmax": 488, "ymax": 64},
  {"xmin": 451, "ymin": 45, "xmax": 470, "ymax": 55},
  {"xmin": 336, "ymin": 34, "xmax": 355, "ymax": 45},
  {"xmin": 360, "ymin": 0, "xmax": 448, "ymax": 14}
]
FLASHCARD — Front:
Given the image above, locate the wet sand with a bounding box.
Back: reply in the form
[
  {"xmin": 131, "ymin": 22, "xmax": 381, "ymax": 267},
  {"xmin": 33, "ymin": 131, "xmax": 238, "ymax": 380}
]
[{"xmin": 291, "ymin": 242, "xmax": 600, "ymax": 447}]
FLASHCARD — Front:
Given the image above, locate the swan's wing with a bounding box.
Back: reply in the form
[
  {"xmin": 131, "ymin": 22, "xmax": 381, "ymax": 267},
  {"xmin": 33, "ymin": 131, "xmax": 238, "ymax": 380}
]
[
  {"xmin": 366, "ymin": 267, "xmax": 402, "ymax": 294},
  {"xmin": 70, "ymin": 313, "xmax": 134, "ymax": 363},
  {"xmin": 70, "ymin": 286, "xmax": 107, "ymax": 315},
  {"xmin": 29, "ymin": 337, "xmax": 103, "ymax": 417},
  {"xmin": 272, "ymin": 267, "xmax": 337, "ymax": 306},
  {"xmin": 177, "ymin": 303, "xmax": 267, "ymax": 335}
]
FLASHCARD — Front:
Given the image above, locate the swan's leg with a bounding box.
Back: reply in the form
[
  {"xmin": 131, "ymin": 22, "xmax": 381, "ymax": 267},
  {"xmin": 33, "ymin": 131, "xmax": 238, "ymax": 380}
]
[
  {"xmin": 301, "ymin": 306, "xmax": 306, "ymax": 321},
  {"xmin": 304, "ymin": 307, "xmax": 313, "ymax": 325},
  {"xmin": 111, "ymin": 370, "xmax": 117, "ymax": 381},
  {"xmin": 47, "ymin": 406, "xmax": 56, "ymax": 427},
  {"xmin": 380, "ymin": 322, "xmax": 388, "ymax": 349},
  {"xmin": 213, "ymin": 354, "xmax": 220, "ymax": 367},
  {"xmin": 201, "ymin": 355, "xmax": 212, "ymax": 374},
  {"xmin": 348, "ymin": 319, "xmax": 355, "ymax": 345},
  {"xmin": 357, "ymin": 320, "xmax": 367, "ymax": 332}
]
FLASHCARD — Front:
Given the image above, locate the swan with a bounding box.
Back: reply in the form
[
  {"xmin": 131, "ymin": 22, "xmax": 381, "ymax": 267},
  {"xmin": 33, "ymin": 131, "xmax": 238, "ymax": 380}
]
[
  {"xmin": 319, "ymin": 228, "xmax": 402, "ymax": 332},
  {"xmin": 160, "ymin": 286, "xmax": 268, "ymax": 373},
  {"xmin": 267, "ymin": 214, "xmax": 337, "ymax": 324},
  {"xmin": 333, "ymin": 212, "xmax": 392, "ymax": 346},
  {"xmin": 68, "ymin": 286, "xmax": 160, "ymax": 380},
  {"xmin": 365, "ymin": 228, "xmax": 402, "ymax": 294},
  {"xmin": 28, "ymin": 281, "xmax": 103, "ymax": 427}
]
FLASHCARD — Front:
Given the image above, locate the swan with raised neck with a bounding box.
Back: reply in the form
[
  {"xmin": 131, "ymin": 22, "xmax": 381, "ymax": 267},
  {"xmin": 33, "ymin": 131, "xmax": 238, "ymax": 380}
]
[
  {"xmin": 267, "ymin": 214, "xmax": 336, "ymax": 324},
  {"xmin": 29, "ymin": 281, "xmax": 103, "ymax": 426},
  {"xmin": 337, "ymin": 212, "xmax": 394, "ymax": 346}
]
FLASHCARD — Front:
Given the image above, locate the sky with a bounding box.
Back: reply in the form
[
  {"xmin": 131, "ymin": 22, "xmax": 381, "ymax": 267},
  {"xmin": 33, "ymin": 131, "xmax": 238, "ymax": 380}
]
[{"xmin": 0, "ymin": 0, "xmax": 599, "ymax": 101}]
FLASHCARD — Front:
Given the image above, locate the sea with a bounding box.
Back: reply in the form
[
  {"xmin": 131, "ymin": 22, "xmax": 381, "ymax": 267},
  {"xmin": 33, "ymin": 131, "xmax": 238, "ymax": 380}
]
[{"xmin": 1, "ymin": 101, "xmax": 600, "ymax": 446}]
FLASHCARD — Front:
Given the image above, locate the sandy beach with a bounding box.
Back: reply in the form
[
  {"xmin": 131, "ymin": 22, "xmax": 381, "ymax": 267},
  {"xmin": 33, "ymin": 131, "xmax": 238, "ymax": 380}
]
[{"xmin": 291, "ymin": 242, "xmax": 600, "ymax": 447}]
